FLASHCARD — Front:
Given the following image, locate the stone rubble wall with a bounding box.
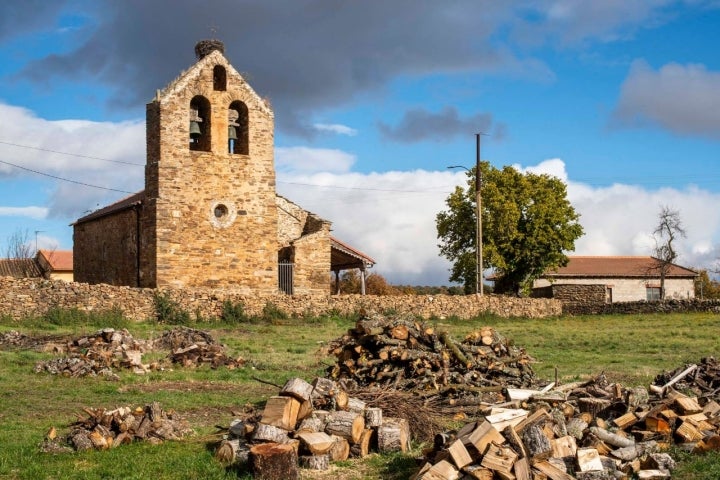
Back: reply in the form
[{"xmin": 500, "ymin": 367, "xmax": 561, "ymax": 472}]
[{"xmin": 0, "ymin": 277, "xmax": 561, "ymax": 321}]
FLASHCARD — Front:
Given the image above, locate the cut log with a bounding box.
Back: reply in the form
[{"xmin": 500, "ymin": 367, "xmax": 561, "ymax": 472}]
[
  {"xmin": 250, "ymin": 442, "xmax": 299, "ymax": 480},
  {"xmin": 299, "ymin": 454, "xmax": 330, "ymax": 470},
  {"xmin": 350, "ymin": 428, "xmax": 374, "ymax": 457},
  {"xmin": 674, "ymin": 396, "xmax": 703, "ymax": 415},
  {"xmin": 347, "ymin": 396, "xmax": 367, "ymax": 414},
  {"xmin": 325, "ymin": 410, "xmax": 365, "ymax": 444},
  {"xmin": 612, "ymin": 412, "xmax": 638, "ymax": 430},
  {"xmin": 329, "ymin": 435, "xmax": 350, "ymax": 461},
  {"xmin": 418, "ymin": 459, "xmax": 460, "ymax": 480},
  {"xmin": 576, "ymin": 448, "xmax": 604, "ymax": 472},
  {"xmin": 551, "ymin": 435, "xmax": 577, "ymax": 458},
  {"xmin": 377, "ymin": 417, "xmax": 410, "ymax": 453},
  {"xmin": 447, "ymin": 439, "xmax": 472, "ymax": 469},
  {"xmin": 480, "ymin": 443, "xmax": 517, "ymax": 474},
  {"xmin": 260, "ymin": 395, "xmax": 301, "ymax": 431},
  {"xmin": 365, "ymin": 407, "xmax": 383, "ymax": 427},
  {"xmin": 311, "ymin": 377, "xmax": 338, "ymax": 404},
  {"xmin": 514, "ymin": 407, "xmax": 550, "ymax": 433},
  {"xmin": 253, "ymin": 422, "xmax": 291, "ymax": 443},
  {"xmin": 281, "ymin": 377, "xmax": 314, "ymax": 402},
  {"xmin": 297, "ymin": 415, "xmax": 325, "ymax": 434},
  {"xmin": 532, "ymin": 460, "xmax": 576, "ymax": 480},
  {"xmin": 465, "ymin": 421, "xmax": 504, "ymax": 455},
  {"xmin": 522, "ymin": 424, "xmax": 552, "ymax": 461},
  {"xmin": 215, "ymin": 439, "xmax": 240, "ymax": 463},
  {"xmin": 514, "ymin": 457, "xmax": 532, "ymax": 480},
  {"xmin": 486, "ymin": 407, "xmax": 528, "ymax": 430},
  {"xmin": 503, "ymin": 424, "xmax": 528, "ymax": 459},
  {"xmin": 463, "ymin": 465, "xmax": 494, "ymax": 480},
  {"xmin": 588, "ymin": 427, "xmax": 634, "ymax": 448},
  {"xmin": 297, "ymin": 431, "xmax": 335, "ymax": 455}
]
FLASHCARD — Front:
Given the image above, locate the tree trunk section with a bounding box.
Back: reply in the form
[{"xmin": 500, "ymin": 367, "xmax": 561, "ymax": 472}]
[
  {"xmin": 325, "ymin": 410, "xmax": 365, "ymax": 444},
  {"xmin": 250, "ymin": 442, "xmax": 299, "ymax": 480}
]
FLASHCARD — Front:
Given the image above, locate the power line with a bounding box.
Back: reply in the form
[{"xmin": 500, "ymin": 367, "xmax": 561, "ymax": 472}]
[
  {"xmin": 0, "ymin": 158, "xmax": 135, "ymax": 194},
  {"xmin": 0, "ymin": 140, "xmax": 144, "ymax": 166}
]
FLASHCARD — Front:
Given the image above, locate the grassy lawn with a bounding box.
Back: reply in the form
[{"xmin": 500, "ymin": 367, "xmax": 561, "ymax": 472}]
[{"xmin": 1, "ymin": 309, "xmax": 719, "ymax": 479}]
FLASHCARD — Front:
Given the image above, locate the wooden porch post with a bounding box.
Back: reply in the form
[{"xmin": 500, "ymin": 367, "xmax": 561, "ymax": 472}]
[
  {"xmin": 360, "ymin": 267, "xmax": 366, "ymax": 295},
  {"xmin": 334, "ymin": 270, "xmax": 340, "ymax": 295}
]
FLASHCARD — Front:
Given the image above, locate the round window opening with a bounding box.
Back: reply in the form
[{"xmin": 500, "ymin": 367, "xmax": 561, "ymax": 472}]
[{"xmin": 214, "ymin": 204, "xmax": 228, "ymax": 219}]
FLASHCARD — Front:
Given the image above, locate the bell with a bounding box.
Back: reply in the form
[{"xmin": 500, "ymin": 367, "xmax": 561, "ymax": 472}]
[
  {"xmin": 189, "ymin": 120, "xmax": 202, "ymax": 137},
  {"xmin": 228, "ymin": 125, "xmax": 238, "ymax": 140}
]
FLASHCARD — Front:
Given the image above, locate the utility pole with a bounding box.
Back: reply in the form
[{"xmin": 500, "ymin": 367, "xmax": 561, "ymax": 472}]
[{"xmin": 475, "ymin": 134, "xmax": 483, "ymax": 296}]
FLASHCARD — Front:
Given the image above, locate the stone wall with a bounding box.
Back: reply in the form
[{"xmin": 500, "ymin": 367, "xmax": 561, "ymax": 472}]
[
  {"xmin": 0, "ymin": 277, "xmax": 561, "ymax": 322},
  {"xmin": 551, "ymin": 284, "xmax": 607, "ymax": 314}
]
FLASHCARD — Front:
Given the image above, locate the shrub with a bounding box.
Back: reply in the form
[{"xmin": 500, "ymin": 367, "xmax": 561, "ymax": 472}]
[
  {"xmin": 153, "ymin": 292, "xmax": 191, "ymax": 325},
  {"xmin": 220, "ymin": 300, "xmax": 248, "ymax": 324},
  {"xmin": 261, "ymin": 302, "xmax": 288, "ymax": 323}
]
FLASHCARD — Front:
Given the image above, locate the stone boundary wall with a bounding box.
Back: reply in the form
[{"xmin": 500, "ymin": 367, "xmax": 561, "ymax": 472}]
[
  {"xmin": 0, "ymin": 277, "xmax": 561, "ymax": 321},
  {"xmin": 551, "ymin": 283, "xmax": 720, "ymax": 315}
]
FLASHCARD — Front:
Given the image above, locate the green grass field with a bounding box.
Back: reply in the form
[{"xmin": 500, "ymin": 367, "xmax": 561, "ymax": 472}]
[{"xmin": 1, "ymin": 309, "xmax": 719, "ymax": 479}]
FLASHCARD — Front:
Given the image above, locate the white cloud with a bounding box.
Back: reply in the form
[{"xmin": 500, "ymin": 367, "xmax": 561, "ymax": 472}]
[
  {"xmin": 278, "ymin": 157, "xmax": 720, "ymax": 285},
  {"xmin": 313, "ymin": 123, "xmax": 358, "ymax": 136},
  {"xmin": 0, "ymin": 206, "xmax": 48, "ymax": 219},
  {"xmin": 612, "ymin": 60, "xmax": 720, "ymax": 138},
  {"xmin": 0, "ymin": 102, "xmax": 145, "ymax": 218},
  {"xmin": 275, "ymin": 146, "xmax": 356, "ymax": 174}
]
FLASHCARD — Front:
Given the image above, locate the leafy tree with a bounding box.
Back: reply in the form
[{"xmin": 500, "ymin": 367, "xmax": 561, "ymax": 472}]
[
  {"xmin": 695, "ymin": 270, "xmax": 720, "ymax": 299},
  {"xmin": 437, "ymin": 162, "xmax": 584, "ymax": 295},
  {"xmin": 652, "ymin": 205, "xmax": 686, "ymax": 299}
]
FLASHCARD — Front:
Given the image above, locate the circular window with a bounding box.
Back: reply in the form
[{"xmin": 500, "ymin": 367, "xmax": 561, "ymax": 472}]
[
  {"xmin": 209, "ymin": 201, "xmax": 237, "ymax": 228},
  {"xmin": 214, "ymin": 204, "xmax": 228, "ymax": 219}
]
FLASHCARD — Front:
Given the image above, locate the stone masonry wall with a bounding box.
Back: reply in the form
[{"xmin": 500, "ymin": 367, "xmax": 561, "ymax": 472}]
[{"xmin": 0, "ymin": 277, "xmax": 561, "ymax": 322}]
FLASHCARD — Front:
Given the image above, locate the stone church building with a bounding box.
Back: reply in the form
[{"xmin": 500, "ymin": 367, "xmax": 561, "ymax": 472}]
[{"xmin": 73, "ymin": 40, "xmax": 374, "ymax": 295}]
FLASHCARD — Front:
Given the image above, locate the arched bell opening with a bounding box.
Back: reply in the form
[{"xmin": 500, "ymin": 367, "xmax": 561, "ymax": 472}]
[
  {"xmin": 189, "ymin": 96, "xmax": 211, "ymax": 152},
  {"xmin": 228, "ymin": 100, "xmax": 249, "ymax": 155}
]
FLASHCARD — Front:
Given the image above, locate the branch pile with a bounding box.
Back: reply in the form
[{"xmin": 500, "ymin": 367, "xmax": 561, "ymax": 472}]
[
  {"xmin": 216, "ymin": 376, "xmax": 414, "ymax": 476},
  {"xmin": 324, "ymin": 312, "xmax": 536, "ymax": 402},
  {"xmin": 414, "ymin": 366, "xmax": 720, "ymax": 479},
  {"xmin": 42, "ymin": 401, "xmax": 193, "ymax": 453},
  {"xmin": 32, "ymin": 327, "xmax": 245, "ymax": 377}
]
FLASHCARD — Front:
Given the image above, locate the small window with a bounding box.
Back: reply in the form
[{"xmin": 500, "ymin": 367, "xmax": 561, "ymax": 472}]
[
  {"xmin": 228, "ymin": 101, "xmax": 249, "ymax": 155},
  {"xmin": 189, "ymin": 96, "xmax": 211, "ymax": 152},
  {"xmin": 213, "ymin": 65, "xmax": 227, "ymax": 91},
  {"xmin": 646, "ymin": 286, "xmax": 661, "ymax": 301}
]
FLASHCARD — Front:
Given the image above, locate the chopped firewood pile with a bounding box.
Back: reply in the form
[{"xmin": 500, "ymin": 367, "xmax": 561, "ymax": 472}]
[
  {"xmin": 32, "ymin": 327, "xmax": 244, "ymax": 378},
  {"xmin": 41, "ymin": 401, "xmax": 193, "ymax": 453},
  {"xmin": 33, "ymin": 328, "xmax": 150, "ymax": 378},
  {"xmin": 216, "ymin": 376, "xmax": 412, "ymax": 476},
  {"xmin": 156, "ymin": 326, "xmax": 245, "ymax": 369},
  {"xmin": 413, "ymin": 362, "xmax": 720, "ymax": 480},
  {"xmin": 324, "ymin": 313, "xmax": 537, "ymax": 404}
]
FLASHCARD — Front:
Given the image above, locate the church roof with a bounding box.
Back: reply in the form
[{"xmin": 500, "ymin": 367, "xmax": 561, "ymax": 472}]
[{"xmin": 72, "ymin": 191, "xmax": 145, "ymax": 225}]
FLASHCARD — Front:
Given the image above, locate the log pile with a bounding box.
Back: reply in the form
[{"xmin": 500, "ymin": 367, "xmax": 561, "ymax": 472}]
[
  {"xmin": 414, "ymin": 367, "xmax": 720, "ymax": 480},
  {"xmin": 215, "ymin": 376, "xmax": 410, "ymax": 477},
  {"xmin": 325, "ymin": 313, "xmax": 536, "ymax": 400},
  {"xmin": 33, "ymin": 328, "xmax": 150, "ymax": 378},
  {"xmin": 42, "ymin": 401, "xmax": 193, "ymax": 452},
  {"xmin": 32, "ymin": 327, "xmax": 245, "ymax": 377}
]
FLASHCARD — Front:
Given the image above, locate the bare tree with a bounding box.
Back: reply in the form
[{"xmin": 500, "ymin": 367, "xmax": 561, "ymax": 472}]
[
  {"xmin": 3, "ymin": 229, "xmax": 38, "ymax": 278},
  {"xmin": 5, "ymin": 229, "xmax": 33, "ymax": 259},
  {"xmin": 653, "ymin": 206, "xmax": 686, "ymax": 299}
]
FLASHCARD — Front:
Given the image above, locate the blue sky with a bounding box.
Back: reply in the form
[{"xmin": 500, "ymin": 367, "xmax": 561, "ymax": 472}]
[{"xmin": 0, "ymin": 1, "xmax": 719, "ymax": 285}]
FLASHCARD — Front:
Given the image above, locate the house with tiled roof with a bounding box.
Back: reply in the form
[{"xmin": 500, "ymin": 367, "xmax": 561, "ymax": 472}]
[
  {"xmin": 72, "ymin": 40, "xmax": 374, "ymax": 295},
  {"xmin": 533, "ymin": 256, "xmax": 698, "ymax": 302},
  {"xmin": 36, "ymin": 249, "xmax": 74, "ymax": 282}
]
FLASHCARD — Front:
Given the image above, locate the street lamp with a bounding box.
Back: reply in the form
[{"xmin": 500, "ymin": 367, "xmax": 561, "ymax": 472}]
[{"xmin": 447, "ymin": 133, "xmax": 484, "ymax": 296}]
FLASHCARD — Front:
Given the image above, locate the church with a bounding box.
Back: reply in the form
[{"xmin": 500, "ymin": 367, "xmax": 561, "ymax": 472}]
[{"xmin": 73, "ymin": 40, "xmax": 374, "ymax": 295}]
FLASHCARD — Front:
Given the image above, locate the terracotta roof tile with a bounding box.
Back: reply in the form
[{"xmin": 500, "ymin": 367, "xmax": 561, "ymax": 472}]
[
  {"xmin": 546, "ymin": 256, "xmax": 697, "ymax": 278},
  {"xmin": 0, "ymin": 258, "xmax": 42, "ymax": 277},
  {"xmin": 37, "ymin": 250, "xmax": 73, "ymax": 271}
]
